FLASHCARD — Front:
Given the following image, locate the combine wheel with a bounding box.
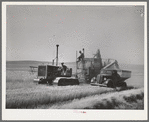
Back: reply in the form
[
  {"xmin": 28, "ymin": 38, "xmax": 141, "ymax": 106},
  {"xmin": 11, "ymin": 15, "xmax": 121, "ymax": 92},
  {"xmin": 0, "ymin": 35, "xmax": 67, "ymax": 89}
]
[
  {"xmin": 75, "ymin": 79, "xmax": 79, "ymax": 85},
  {"xmin": 47, "ymin": 80, "xmax": 53, "ymax": 85},
  {"xmin": 38, "ymin": 78, "xmax": 43, "ymax": 84},
  {"xmin": 107, "ymin": 79, "xmax": 115, "ymax": 88},
  {"xmin": 38, "ymin": 79, "xmax": 50, "ymax": 84},
  {"xmin": 122, "ymin": 82, "xmax": 127, "ymax": 87},
  {"xmin": 58, "ymin": 79, "xmax": 79, "ymax": 86}
]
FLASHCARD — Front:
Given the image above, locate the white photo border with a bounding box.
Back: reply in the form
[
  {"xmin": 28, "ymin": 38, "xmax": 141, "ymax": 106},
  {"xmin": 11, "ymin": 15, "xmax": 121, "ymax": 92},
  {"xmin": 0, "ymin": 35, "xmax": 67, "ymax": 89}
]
[{"xmin": 2, "ymin": 2, "xmax": 148, "ymax": 120}]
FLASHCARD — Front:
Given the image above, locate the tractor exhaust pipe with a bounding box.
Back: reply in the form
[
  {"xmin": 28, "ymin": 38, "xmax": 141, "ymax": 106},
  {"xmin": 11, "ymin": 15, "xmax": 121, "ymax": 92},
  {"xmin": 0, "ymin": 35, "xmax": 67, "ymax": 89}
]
[
  {"xmin": 83, "ymin": 48, "xmax": 84, "ymax": 58},
  {"xmin": 56, "ymin": 44, "xmax": 59, "ymax": 66}
]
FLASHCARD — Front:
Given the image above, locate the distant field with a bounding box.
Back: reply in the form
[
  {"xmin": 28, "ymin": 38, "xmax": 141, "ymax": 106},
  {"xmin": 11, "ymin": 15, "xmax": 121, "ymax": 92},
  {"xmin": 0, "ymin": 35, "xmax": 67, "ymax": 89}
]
[
  {"xmin": 6, "ymin": 60, "xmax": 144, "ymax": 87},
  {"xmin": 5, "ymin": 61, "xmax": 144, "ymax": 109}
]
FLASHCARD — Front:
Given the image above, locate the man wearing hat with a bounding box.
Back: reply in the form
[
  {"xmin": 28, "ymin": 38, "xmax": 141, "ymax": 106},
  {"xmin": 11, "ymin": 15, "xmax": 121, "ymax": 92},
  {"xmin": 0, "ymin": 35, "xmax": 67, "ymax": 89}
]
[
  {"xmin": 61, "ymin": 62, "xmax": 67, "ymax": 75},
  {"xmin": 77, "ymin": 51, "xmax": 84, "ymax": 62}
]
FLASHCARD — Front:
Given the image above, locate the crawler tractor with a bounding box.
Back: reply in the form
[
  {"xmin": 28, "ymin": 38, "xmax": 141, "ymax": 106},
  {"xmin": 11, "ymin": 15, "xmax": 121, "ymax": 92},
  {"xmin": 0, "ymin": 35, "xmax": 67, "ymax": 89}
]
[{"xmin": 33, "ymin": 45, "xmax": 79, "ymax": 86}]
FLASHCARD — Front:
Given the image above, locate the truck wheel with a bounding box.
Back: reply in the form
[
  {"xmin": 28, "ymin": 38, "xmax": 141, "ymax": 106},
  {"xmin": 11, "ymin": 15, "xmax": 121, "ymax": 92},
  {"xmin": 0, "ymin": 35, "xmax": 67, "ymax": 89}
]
[
  {"xmin": 118, "ymin": 81, "xmax": 127, "ymax": 88},
  {"xmin": 76, "ymin": 79, "xmax": 79, "ymax": 85},
  {"xmin": 107, "ymin": 79, "xmax": 114, "ymax": 88}
]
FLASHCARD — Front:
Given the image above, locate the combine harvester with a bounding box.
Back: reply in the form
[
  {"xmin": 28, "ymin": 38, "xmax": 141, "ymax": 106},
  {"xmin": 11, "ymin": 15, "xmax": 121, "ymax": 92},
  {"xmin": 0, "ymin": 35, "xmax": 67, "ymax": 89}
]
[
  {"xmin": 76, "ymin": 49, "xmax": 131, "ymax": 88},
  {"xmin": 33, "ymin": 45, "xmax": 79, "ymax": 86}
]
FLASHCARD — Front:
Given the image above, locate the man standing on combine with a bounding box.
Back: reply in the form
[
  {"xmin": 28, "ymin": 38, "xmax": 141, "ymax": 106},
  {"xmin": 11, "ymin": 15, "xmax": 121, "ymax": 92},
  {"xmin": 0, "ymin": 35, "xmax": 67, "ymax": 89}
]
[
  {"xmin": 77, "ymin": 51, "xmax": 84, "ymax": 62},
  {"xmin": 61, "ymin": 62, "xmax": 67, "ymax": 75}
]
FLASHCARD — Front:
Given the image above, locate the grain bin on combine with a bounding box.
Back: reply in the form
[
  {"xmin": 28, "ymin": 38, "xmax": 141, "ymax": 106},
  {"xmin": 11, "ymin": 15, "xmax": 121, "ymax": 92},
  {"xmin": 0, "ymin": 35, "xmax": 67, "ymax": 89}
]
[
  {"xmin": 76, "ymin": 49, "xmax": 131, "ymax": 88},
  {"xmin": 33, "ymin": 45, "xmax": 79, "ymax": 86}
]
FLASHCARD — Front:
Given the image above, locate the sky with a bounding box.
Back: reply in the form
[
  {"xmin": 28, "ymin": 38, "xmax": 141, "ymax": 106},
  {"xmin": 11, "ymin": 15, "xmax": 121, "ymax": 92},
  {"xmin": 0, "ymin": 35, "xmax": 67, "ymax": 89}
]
[{"xmin": 6, "ymin": 4, "xmax": 145, "ymax": 65}]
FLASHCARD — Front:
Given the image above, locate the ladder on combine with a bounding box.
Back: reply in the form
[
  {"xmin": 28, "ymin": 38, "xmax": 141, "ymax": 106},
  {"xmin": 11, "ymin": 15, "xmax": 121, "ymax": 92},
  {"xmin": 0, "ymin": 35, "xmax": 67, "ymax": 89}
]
[
  {"xmin": 76, "ymin": 50, "xmax": 86, "ymax": 82},
  {"xmin": 76, "ymin": 49, "xmax": 103, "ymax": 83}
]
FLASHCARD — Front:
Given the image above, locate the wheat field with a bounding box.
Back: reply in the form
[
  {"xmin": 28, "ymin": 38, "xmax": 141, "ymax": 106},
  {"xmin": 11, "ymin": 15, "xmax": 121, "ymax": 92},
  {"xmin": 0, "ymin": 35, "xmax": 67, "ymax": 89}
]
[{"xmin": 6, "ymin": 61, "xmax": 144, "ymax": 109}]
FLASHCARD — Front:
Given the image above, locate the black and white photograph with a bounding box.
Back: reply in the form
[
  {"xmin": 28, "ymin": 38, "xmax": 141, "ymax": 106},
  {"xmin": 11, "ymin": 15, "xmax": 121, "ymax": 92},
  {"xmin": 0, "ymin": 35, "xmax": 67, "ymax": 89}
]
[{"xmin": 2, "ymin": 2, "xmax": 147, "ymax": 120}]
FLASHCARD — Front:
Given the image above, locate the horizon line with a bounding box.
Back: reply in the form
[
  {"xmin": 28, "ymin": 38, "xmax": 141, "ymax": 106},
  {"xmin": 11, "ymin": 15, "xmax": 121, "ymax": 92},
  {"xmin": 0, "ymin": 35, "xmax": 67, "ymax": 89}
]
[{"xmin": 6, "ymin": 60, "xmax": 144, "ymax": 65}]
